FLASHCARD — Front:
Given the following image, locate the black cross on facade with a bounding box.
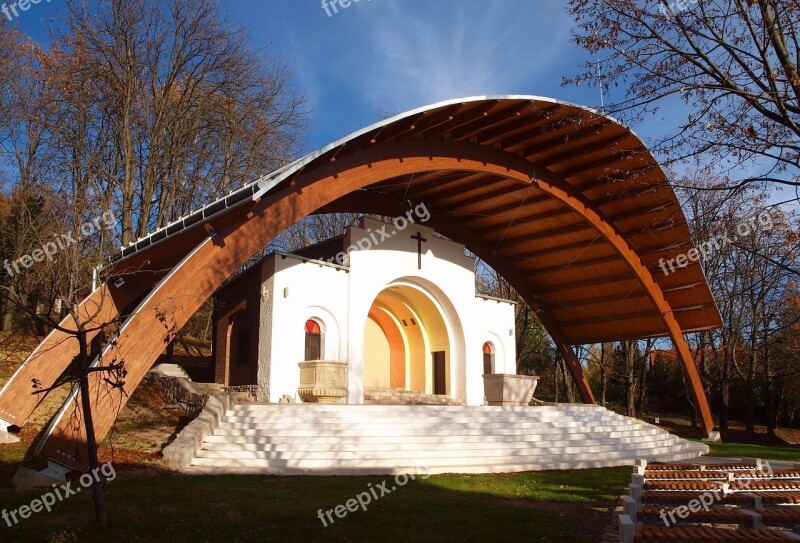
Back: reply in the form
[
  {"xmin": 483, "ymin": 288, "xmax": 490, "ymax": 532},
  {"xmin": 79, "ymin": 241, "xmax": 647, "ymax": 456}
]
[{"xmin": 411, "ymin": 231, "xmax": 427, "ymax": 270}]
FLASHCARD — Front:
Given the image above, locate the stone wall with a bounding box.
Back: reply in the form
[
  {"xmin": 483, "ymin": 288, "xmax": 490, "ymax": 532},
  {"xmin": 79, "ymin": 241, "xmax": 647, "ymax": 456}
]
[
  {"xmin": 143, "ymin": 371, "xmax": 207, "ymax": 415},
  {"xmin": 161, "ymin": 394, "xmax": 233, "ymax": 471}
]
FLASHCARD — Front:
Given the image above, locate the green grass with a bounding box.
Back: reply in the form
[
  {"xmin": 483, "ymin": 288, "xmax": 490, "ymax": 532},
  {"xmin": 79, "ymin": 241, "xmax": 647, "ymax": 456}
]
[
  {"xmin": 0, "ymin": 468, "xmax": 629, "ymax": 542},
  {"xmin": 701, "ymin": 441, "xmax": 800, "ymax": 462}
]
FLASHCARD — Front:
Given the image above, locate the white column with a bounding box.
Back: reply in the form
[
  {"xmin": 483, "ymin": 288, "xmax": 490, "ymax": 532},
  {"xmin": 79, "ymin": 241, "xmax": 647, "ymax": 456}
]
[
  {"xmin": 464, "ymin": 344, "xmax": 483, "ymax": 406},
  {"xmin": 347, "ymin": 342, "xmax": 364, "ymax": 404}
]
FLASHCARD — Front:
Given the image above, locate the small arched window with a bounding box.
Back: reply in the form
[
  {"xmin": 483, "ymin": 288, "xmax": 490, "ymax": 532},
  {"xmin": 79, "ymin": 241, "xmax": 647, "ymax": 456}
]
[
  {"xmin": 482, "ymin": 342, "xmax": 495, "ymax": 375},
  {"xmin": 305, "ymin": 319, "xmax": 322, "ymax": 361}
]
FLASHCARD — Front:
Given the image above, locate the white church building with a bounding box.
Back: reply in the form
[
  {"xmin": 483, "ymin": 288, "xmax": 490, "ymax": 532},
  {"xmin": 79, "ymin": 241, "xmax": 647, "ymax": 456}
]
[{"xmin": 211, "ymin": 215, "xmax": 517, "ymax": 406}]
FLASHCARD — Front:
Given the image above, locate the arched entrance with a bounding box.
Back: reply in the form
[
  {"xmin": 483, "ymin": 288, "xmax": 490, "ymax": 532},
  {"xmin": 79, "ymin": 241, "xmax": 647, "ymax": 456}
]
[{"xmin": 363, "ymin": 284, "xmax": 454, "ymax": 397}]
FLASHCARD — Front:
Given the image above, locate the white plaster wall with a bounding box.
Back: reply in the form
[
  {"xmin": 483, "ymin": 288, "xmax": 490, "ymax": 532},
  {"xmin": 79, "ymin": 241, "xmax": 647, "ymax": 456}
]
[
  {"xmin": 457, "ymin": 295, "xmax": 516, "ymax": 407},
  {"xmin": 473, "ymin": 297, "xmax": 518, "ymax": 375},
  {"xmin": 345, "ymin": 217, "xmax": 516, "ymax": 406},
  {"xmin": 258, "ymin": 217, "xmax": 517, "ymax": 406},
  {"xmin": 264, "ymin": 254, "xmax": 349, "ymax": 402},
  {"xmin": 256, "ymin": 258, "xmax": 276, "ymax": 401}
]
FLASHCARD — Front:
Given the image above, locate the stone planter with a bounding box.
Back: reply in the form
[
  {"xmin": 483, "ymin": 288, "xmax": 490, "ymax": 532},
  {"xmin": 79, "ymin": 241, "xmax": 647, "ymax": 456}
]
[
  {"xmin": 298, "ymin": 361, "xmax": 348, "ymax": 404},
  {"xmin": 483, "ymin": 374, "xmax": 539, "ymax": 406}
]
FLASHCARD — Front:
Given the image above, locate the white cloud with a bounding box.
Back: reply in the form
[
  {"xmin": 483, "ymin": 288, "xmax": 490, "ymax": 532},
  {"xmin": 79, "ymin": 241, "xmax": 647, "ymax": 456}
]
[{"xmin": 339, "ymin": 0, "xmax": 575, "ymax": 110}]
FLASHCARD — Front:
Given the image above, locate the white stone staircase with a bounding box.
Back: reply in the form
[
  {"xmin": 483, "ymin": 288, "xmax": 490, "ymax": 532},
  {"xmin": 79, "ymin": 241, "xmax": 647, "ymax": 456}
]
[
  {"xmin": 364, "ymin": 387, "xmax": 464, "ymax": 405},
  {"xmin": 151, "ymin": 363, "xmax": 192, "ymax": 380},
  {"xmin": 183, "ymin": 404, "xmax": 708, "ymax": 475}
]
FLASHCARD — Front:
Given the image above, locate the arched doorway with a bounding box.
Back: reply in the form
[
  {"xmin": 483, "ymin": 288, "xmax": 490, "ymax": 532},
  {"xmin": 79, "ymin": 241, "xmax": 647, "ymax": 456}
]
[{"xmin": 363, "ymin": 284, "xmax": 452, "ymax": 396}]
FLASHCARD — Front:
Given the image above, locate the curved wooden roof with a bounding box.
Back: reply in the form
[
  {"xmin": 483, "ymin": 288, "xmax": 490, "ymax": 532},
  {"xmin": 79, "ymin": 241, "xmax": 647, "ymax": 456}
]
[
  {"xmin": 0, "ymin": 96, "xmax": 724, "ymax": 469},
  {"xmin": 112, "ymin": 95, "xmax": 721, "ymax": 345}
]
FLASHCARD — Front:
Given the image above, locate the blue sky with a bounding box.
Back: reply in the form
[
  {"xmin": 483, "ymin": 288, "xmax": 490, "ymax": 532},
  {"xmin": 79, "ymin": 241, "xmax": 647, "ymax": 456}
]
[
  {"xmin": 231, "ymin": 0, "xmax": 605, "ymax": 150},
  {"xmin": 11, "ymin": 0, "xmax": 795, "ymax": 209},
  {"xmin": 12, "ymin": 0, "xmax": 613, "ymax": 152}
]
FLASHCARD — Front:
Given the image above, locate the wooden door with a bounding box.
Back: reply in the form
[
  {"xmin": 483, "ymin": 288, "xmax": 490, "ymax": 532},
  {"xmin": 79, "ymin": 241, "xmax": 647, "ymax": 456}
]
[{"xmin": 432, "ymin": 351, "xmax": 446, "ymax": 395}]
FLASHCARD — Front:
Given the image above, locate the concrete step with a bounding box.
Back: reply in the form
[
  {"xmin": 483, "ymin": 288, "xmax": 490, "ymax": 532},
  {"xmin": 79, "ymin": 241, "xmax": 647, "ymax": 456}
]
[
  {"xmin": 214, "ymin": 418, "xmax": 638, "ymax": 431},
  {"xmin": 221, "ymin": 410, "xmax": 636, "ymax": 422},
  {"xmin": 220, "ymin": 411, "xmax": 633, "ymax": 422},
  {"xmin": 184, "ymin": 447, "xmax": 706, "ymax": 476},
  {"xmin": 151, "ymin": 363, "xmax": 192, "ymax": 380},
  {"xmin": 363, "ymin": 387, "xmax": 464, "ymax": 406},
  {"xmin": 191, "ymin": 444, "xmax": 695, "ymax": 468},
  {"xmin": 195, "ymin": 441, "xmax": 686, "ymax": 460},
  {"xmin": 194, "ymin": 383, "xmax": 226, "ymax": 393},
  {"xmin": 202, "ymin": 429, "xmax": 665, "ymax": 446},
  {"xmin": 197, "ymin": 436, "xmax": 677, "ymax": 454},
  {"xmin": 228, "ymin": 403, "xmax": 604, "ymax": 418},
  {"xmin": 208, "ymin": 427, "xmax": 655, "ymax": 439},
  {"xmin": 183, "ymin": 404, "xmax": 708, "ymax": 475},
  {"xmin": 201, "ymin": 437, "xmax": 671, "ymax": 450}
]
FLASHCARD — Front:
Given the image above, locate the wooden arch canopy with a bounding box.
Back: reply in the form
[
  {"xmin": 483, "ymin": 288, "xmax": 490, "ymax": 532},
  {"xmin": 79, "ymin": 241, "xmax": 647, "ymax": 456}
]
[{"xmin": 0, "ymin": 96, "xmax": 721, "ymax": 470}]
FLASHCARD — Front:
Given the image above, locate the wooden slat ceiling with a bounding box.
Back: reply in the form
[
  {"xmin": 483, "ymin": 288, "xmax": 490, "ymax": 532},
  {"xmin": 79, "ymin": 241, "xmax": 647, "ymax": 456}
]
[{"xmin": 112, "ymin": 96, "xmax": 722, "ymax": 345}]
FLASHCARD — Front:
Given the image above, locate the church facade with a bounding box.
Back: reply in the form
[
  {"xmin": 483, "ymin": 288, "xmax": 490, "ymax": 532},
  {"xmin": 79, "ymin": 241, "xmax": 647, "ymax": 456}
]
[{"xmin": 212, "ymin": 216, "xmax": 517, "ymax": 406}]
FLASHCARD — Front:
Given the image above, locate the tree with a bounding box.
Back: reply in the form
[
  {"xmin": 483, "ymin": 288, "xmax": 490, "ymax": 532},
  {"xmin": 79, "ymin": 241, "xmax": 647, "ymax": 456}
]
[
  {"xmin": 566, "ymin": 0, "xmax": 800, "ymax": 191},
  {"xmin": 0, "ymin": 0, "xmax": 309, "ymax": 526},
  {"xmin": 611, "ymin": 339, "xmax": 653, "ymax": 417},
  {"xmin": 678, "ymin": 172, "xmax": 799, "ymax": 431},
  {"xmin": 0, "ymin": 195, "xmax": 124, "ymax": 526},
  {"xmin": 48, "ymin": 0, "xmax": 307, "ymax": 245},
  {"xmin": 585, "ymin": 342, "xmax": 614, "ymax": 406}
]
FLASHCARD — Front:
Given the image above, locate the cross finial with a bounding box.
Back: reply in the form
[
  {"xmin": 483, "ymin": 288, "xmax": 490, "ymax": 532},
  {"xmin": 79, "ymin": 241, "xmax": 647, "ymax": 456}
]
[{"xmin": 411, "ymin": 231, "xmax": 427, "ymax": 270}]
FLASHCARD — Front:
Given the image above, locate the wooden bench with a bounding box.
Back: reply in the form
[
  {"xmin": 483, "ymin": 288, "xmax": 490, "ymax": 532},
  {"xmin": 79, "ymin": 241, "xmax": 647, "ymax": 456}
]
[
  {"xmin": 647, "ymin": 462, "xmax": 763, "ymax": 472},
  {"xmin": 732, "ymin": 481, "xmax": 800, "ymax": 491},
  {"xmin": 642, "ymin": 490, "xmax": 754, "ymax": 505},
  {"xmin": 644, "ymin": 470, "xmax": 796, "ymax": 481},
  {"xmin": 638, "ymin": 504, "xmax": 756, "ymax": 525},
  {"xmin": 619, "ymin": 516, "xmax": 800, "ymax": 542},
  {"xmin": 621, "ymin": 460, "xmax": 800, "ymax": 542},
  {"xmin": 761, "ymin": 507, "xmax": 800, "ymax": 525},
  {"xmin": 644, "ymin": 481, "xmax": 725, "ymax": 491},
  {"xmin": 642, "ymin": 490, "xmax": 800, "ymax": 505}
]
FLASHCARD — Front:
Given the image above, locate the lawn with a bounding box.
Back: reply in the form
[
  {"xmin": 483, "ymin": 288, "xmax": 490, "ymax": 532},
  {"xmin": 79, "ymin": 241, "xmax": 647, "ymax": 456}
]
[
  {"xmin": 0, "ymin": 468, "xmax": 629, "ymax": 542},
  {"xmin": 701, "ymin": 441, "xmax": 800, "ymax": 463}
]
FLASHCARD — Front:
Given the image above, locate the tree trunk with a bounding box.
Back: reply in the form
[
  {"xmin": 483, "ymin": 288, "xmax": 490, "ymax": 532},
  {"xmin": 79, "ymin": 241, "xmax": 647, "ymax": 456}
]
[
  {"xmin": 561, "ymin": 356, "xmax": 575, "ymax": 404},
  {"xmin": 745, "ymin": 381, "xmax": 755, "ymax": 434},
  {"xmin": 77, "ymin": 333, "xmax": 108, "ymax": 527},
  {"xmin": 744, "ymin": 347, "xmax": 757, "ymax": 434},
  {"xmin": 764, "ymin": 342, "xmax": 776, "ymax": 436},
  {"xmin": 0, "ymin": 291, "xmax": 12, "ymax": 331},
  {"xmin": 636, "ymin": 349, "xmax": 648, "ymax": 415},
  {"xmin": 720, "ymin": 348, "xmax": 731, "ymax": 431},
  {"xmin": 599, "ymin": 361, "xmax": 607, "ymax": 407},
  {"xmin": 625, "ymin": 341, "xmax": 637, "ymax": 417},
  {"xmin": 553, "ymin": 357, "xmax": 559, "ymax": 403}
]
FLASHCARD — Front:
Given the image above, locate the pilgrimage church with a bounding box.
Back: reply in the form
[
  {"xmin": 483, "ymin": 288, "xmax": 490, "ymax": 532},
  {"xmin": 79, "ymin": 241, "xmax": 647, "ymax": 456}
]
[{"xmin": 212, "ymin": 212, "xmax": 517, "ymax": 406}]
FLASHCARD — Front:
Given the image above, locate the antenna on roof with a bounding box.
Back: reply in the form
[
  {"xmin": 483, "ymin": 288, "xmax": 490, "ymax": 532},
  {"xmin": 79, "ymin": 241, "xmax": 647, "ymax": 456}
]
[{"xmin": 597, "ymin": 58, "xmax": 605, "ymax": 113}]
